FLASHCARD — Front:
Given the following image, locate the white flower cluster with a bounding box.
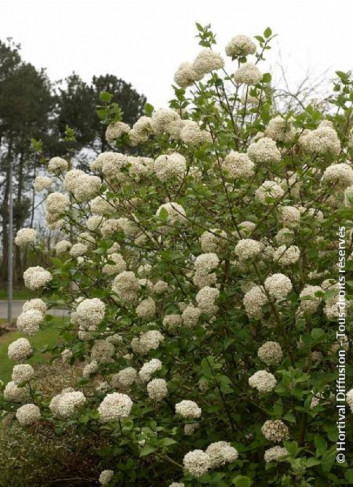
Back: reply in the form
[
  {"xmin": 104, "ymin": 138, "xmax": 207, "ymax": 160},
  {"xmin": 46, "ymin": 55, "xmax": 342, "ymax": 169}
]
[
  {"xmin": 234, "ymin": 63, "xmax": 262, "ymax": 85},
  {"xmin": 16, "ymin": 308, "xmax": 44, "ymax": 335},
  {"xmin": 200, "ymin": 229, "xmax": 228, "ymax": 253},
  {"xmin": 247, "ymin": 137, "xmax": 281, "ymax": 164},
  {"xmin": 273, "ymin": 245, "xmax": 300, "ymax": 265},
  {"xmin": 174, "ymin": 62, "xmax": 201, "ymax": 88},
  {"xmin": 300, "ymin": 125, "xmax": 341, "ymax": 155},
  {"xmin": 16, "ymin": 403, "xmax": 41, "ymax": 426},
  {"xmin": 183, "ymin": 449, "xmax": 211, "ymax": 477},
  {"xmin": 243, "ymin": 285, "xmax": 268, "ymax": 318},
  {"xmin": 75, "ymin": 298, "xmax": 106, "ymax": 328},
  {"xmin": 50, "ymin": 390, "xmax": 86, "ymax": 418},
  {"xmin": 235, "ymin": 239, "xmax": 262, "ymax": 261},
  {"xmin": 91, "ymin": 339, "xmax": 115, "ymax": 363},
  {"xmin": 99, "ymin": 470, "xmax": 114, "ymax": 486},
  {"xmin": 131, "ymin": 330, "xmax": 164, "ymax": 355},
  {"xmin": 112, "ymin": 367, "xmax": 137, "ymax": 389},
  {"xmin": 8, "ymin": 338, "xmax": 33, "ymax": 362},
  {"xmin": 102, "ymin": 253, "xmax": 126, "ymax": 275},
  {"xmin": 261, "ymin": 420, "xmax": 290, "ymax": 442},
  {"xmin": 151, "ymin": 109, "xmax": 183, "ymax": 137},
  {"xmin": 193, "ymin": 49, "xmax": 225, "ymax": 77},
  {"xmin": 257, "ymin": 342, "xmax": 283, "ymax": 365},
  {"xmin": 98, "ymin": 393, "xmax": 133, "ymax": 421},
  {"xmin": 4, "ymin": 381, "xmax": 28, "ymax": 402},
  {"xmin": 48, "ymin": 156, "xmax": 68, "ymax": 174},
  {"xmin": 136, "ymin": 297, "xmax": 156, "ymax": 319},
  {"xmin": 299, "ymin": 285, "xmax": 323, "ymax": 314},
  {"xmin": 23, "ymin": 266, "xmax": 52, "ymax": 290},
  {"xmin": 83, "ymin": 360, "xmax": 99, "ymax": 379},
  {"xmin": 46, "ymin": 192, "xmax": 69, "ymax": 221},
  {"xmin": 265, "ymin": 116, "xmax": 296, "ymax": 143},
  {"xmin": 280, "ymin": 206, "xmax": 300, "ymax": 227},
  {"xmin": 22, "ymin": 298, "xmax": 47, "ymax": 315},
  {"xmin": 175, "ymin": 400, "xmax": 201, "ymax": 419},
  {"xmin": 54, "ymin": 239, "xmax": 72, "ymax": 255},
  {"xmin": 255, "ymin": 180, "xmax": 284, "ymax": 203},
  {"xmin": 222, "ymin": 151, "xmax": 254, "ymax": 179},
  {"xmin": 15, "ymin": 228, "xmax": 37, "ymax": 247},
  {"xmin": 147, "ymin": 378, "xmax": 168, "ymax": 401},
  {"xmin": 206, "ymin": 441, "xmax": 238, "ymax": 468},
  {"xmin": 156, "ymin": 202, "xmax": 186, "ymax": 224},
  {"xmin": 139, "ymin": 358, "xmax": 163, "ymax": 383},
  {"xmin": 264, "ymin": 446, "xmax": 289, "ymax": 463},
  {"xmin": 106, "ymin": 121, "xmax": 130, "ymax": 144},
  {"xmin": 73, "ymin": 174, "xmax": 101, "ymax": 202},
  {"xmin": 112, "ymin": 271, "xmax": 141, "ymax": 303},
  {"xmin": 196, "ymin": 286, "xmax": 219, "ymax": 315},
  {"xmin": 225, "ymin": 34, "xmax": 256, "ymax": 57},
  {"xmin": 264, "ymin": 273, "xmax": 293, "ymax": 300},
  {"xmin": 12, "ymin": 364, "xmax": 34, "ymax": 385},
  {"xmin": 249, "ymin": 370, "xmax": 277, "ymax": 393},
  {"xmin": 321, "ymin": 163, "xmax": 353, "ymax": 189},
  {"xmin": 181, "ymin": 305, "xmax": 201, "ymax": 328},
  {"xmin": 154, "ymin": 153, "xmax": 186, "ymax": 181},
  {"xmin": 180, "ymin": 120, "xmax": 211, "ymax": 145},
  {"xmin": 129, "ymin": 116, "xmax": 153, "ymax": 144},
  {"xmin": 34, "ymin": 175, "xmax": 51, "ymax": 192}
]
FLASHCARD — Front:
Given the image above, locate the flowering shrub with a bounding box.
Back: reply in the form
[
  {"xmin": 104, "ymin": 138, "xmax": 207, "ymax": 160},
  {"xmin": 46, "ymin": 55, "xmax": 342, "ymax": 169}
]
[{"xmin": 2, "ymin": 25, "xmax": 353, "ymax": 486}]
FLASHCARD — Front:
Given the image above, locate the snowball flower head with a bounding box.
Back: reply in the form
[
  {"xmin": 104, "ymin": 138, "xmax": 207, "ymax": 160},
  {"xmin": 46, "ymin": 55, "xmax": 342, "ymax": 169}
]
[
  {"xmin": 154, "ymin": 153, "xmax": 186, "ymax": 181},
  {"xmin": 200, "ymin": 229, "xmax": 228, "ymax": 253},
  {"xmin": 156, "ymin": 202, "xmax": 186, "ymax": 224},
  {"xmin": 151, "ymin": 108, "xmax": 181, "ymax": 136},
  {"xmin": 136, "ymin": 297, "xmax": 156, "ymax": 319},
  {"xmin": 55, "ymin": 240, "xmax": 72, "ymax": 255},
  {"xmin": 300, "ymin": 126, "xmax": 341, "ymax": 156},
  {"xmin": 235, "ymin": 239, "xmax": 262, "ymax": 261},
  {"xmin": 22, "ymin": 298, "xmax": 47, "ymax": 315},
  {"xmin": 12, "ymin": 364, "xmax": 34, "ymax": 385},
  {"xmin": 264, "ymin": 446, "xmax": 289, "ymax": 463},
  {"xmin": 243, "ymin": 285, "xmax": 268, "ymax": 318},
  {"xmin": 175, "ymin": 400, "xmax": 201, "ymax": 419},
  {"xmin": 222, "ymin": 151, "xmax": 254, "ymax": 179},
  {"xmin": 147, "ymin": 378, "xmax": 168, "ymax": 401},
  {"xmin": 206, "ymin": 441, "xmax": 239, "ymax": 468},
  {"xmin": 46, "ymin": 192, "xmax": 69, "ymax": 216},
  {"xmin": 23, "ymin": 266, "xmax": 52, "ymax": 290},
  {"xmin": 34, "ymin": 176, "xmax": 51, "ymax": 192},
  {"xmin": 265, "ymin": 116, "xmax": 296, "ymax": 143},
  {"xmin": 280, "ymin": 206, "xmax": 301, "ymax": 227},
  {"xmin": 98, "ymin": 393, "xmax": 133, "ymax": 421},
  {"xmin": 257, "ymin": 342, "xmax": 283, "ymax": 366},
  {"xmin": 264, "ymin": 273, "xmax": 293, "ymax": 300},
  {"xmin": 16, "ymin": 309, "xmax": 43, "ymax": 335},
  {"xmin": 273, "ymin": 245, "xmax": 300, "ymax": 265},
  {"xmin": 8, "ymin": 338, "xmax": 33, "ymax": 362},
  {"xmin": 139, "ymin": 359, "xmax": 163, "ymax": 383},
  {"xmin": 192, "ymin": 48, "xmax": 225, "ymax": 77},
  {"xmin": 321, "ymin": 163, "xmax": 353, "ymax": 189},
  {"xmin": 261, "ymin": 420, "xmax": 290, "ymax": 442},
  {"xmin": 16, "ymin": 404, "xmax": 41, "ymax": 426},
  {"xmin": 225, "ymin": 34, "xmax": 256, "ymax": 57},
  {"xmin": 255, "ymin": 180, "xmax": 285, "ymax": 203},
  {"xmin": 99, "ymin": 470, "xmax": 114, "ymax": 486},
  {"xmin": 247, "ymin": 137, "xmax": 281, "ymax": 164},
  {"xmin": 299, "ymin": 285, "xmax": 323, "ymax": 313},
  {"xmin": 112, "ymin": 271, "xmax": 141, "ymax": 303},
  {"xmin": 112, "ymin": 367, "xmax": 137, "ymax": 389},
  {"xmin": 73, "ymin": 174, "xmax": 101, "ymax": 202},
  {"xmin": 75, "ymin": 298, "xmax": 105, "ymax": 327},
  {"xmin": 249, "ymin": 370, "xmax": 277, "ymax": 393},
  {"xmin": 15, "ymin": 228, "xmax": 37, "ymax": 247},
  {"xmin": 183, "ymin": 450, "xmax": 211, "ymax": 477},
  {"xmin": 234, "ymin": 63, "xmax": 262, "ymax": 85},
  {"xmin": 53, "ymin": 391, "xmax": 86, "ymax": 418},
  {"xmin": 105, "ymin": 121, "xmax": 130, "ymax": 144},
  {"xmin": 174, "ymin": 62, "xmax": 201, "ymax": 87},
  {"xmin": 4, "ymin": 381, "xmax": 28, "ymax": 402},
  {"xmin": 48, "ymin": 156, "xmax": 68, "ymax": 174}
]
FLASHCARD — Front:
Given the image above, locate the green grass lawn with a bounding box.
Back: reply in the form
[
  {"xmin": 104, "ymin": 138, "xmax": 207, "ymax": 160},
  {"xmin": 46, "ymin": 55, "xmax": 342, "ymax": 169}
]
[
  {"xmin": 0, "ymin": 288, "xmax": 35, "ymax": 300},
  {"xmin": 0, "ymin": 319, "xmax": 65, "ymax": 383}
]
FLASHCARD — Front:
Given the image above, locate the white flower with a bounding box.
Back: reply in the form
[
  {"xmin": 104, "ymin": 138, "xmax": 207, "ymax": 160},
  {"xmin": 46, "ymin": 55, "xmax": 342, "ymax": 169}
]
[
  {"xmin": 183, "ymin": 449, "xmax": 211, "ymax": 477},
  {"xmin": 15, "ymin": 228, "xmax": 37, "ymax": 247},
  {"xmin": 156, "ymin": 202, "xmax": 186, "ymax": 224},
  {"xmin": 131, "ymin": 330, "xmax": 164, "ymax": 355},
  {"xmin": 199, "ymin": 229, "xmax": 228, "ymax": 253},
  {"xmin": 264, "ymin": 446, "xmax": 289, "ymax": 463},
  {"xmin": 16, "ymin": 309, "xmax": 43, "ymax": 335},
  {"xmin": 147, "ymin": 378, "xmax": 168, "ymax": 401},
  {"xmin": 225, "ymin": 34, "xmax": 256, "ymax": 57},
  {"xmin": 299, "ymin": 285, "xmax": 323, "ymax": 313},
  {"xmin": 112, "ymin": 271, "xmax": 141, "ymax": 303},
  {"xmin": 22, "ymin": 298, "xmax": 47, "ymax": 315},
  {"xmin": 261, "ymin": 420, "xmax": 290, "ymax": 442},
  {"xmin": 99, "ymin": 470, "xmax": 114, "ymax": 486},
  {"xmin": 112, "ymin": 367, "xmax": 137, "ymax": 389},
  {"xmin": 255, "ymin": 180, "xmax": 285, "ymax": 203},
  {"xmin": 196, "ymin": 286, "xmax": 220, "ymax": 315},
  {"xmin": 16, "ymin": 404, "xmax": 41, "ymax": 426},
  {"xmin": 8, "ymin": 338, "xmax": 33, "ymax": 362},
  {"xmin": 249, "ymin": 370, "xmax": 277, "ymax": 393},
  {"xmin": 243, "ymin": 285, "xmax": 268, "ymax": 318},
  {"xmin": 300, "ymin": 126, "xmax": 340, "ymax": 155},
  {"xmin": 151, "ymin": 109, "xmax": 182, "ymax": 136},
  {"xmin": 83, "ymin": 360, "xmax": 99, "ymax": 379},
  {"xmin": 139, "ymin": 359, "xmax": 163, "ymax": 383},
  {"xmin": 70, "ymin": 243, "xmax": 88, "ymax": 258},
  {"xmin": 76, "ymin": 298, "xmax": 105, "ymax": 327},
  {"xmin": 12, "ymin": 364, "xmax": 34, "ymax": 385},
  {"xmin": 265, "ymin": 116, "xmax": 296, "ymax": 143},
  {"xmin": 247, "ymin": 137, "xmax": 281, "ymax": 164},
  {"xmin": 182, "ymin": 305, "xmax": 201, "ymax": 327},
  {"xmin": 34, "ymin": 176, "xmax": 51, "ymax": 192},
  {"xmin": 63, "ymin": 169, "xmax": 85, "ymax": 192},
  {"xmin": 23, "ymin": 266, "xmax": 52, "ymax": 290},
  {"xmin": 174, "ymin": 62, "xmax": 201, "ymax": 88},
  {"xmin": 206, "ymin": 441, "xmax": 239, "ymax": 468},
  {"xmin": 91, "ymin": 340, "xmax": 115, "ymax": 363},
  {"xmin": 274, "ymin": 228, "xmax": 295, "ymax": 246},
  {"xmin": 180, "ymin": 120, "xmax": 211, "ymax": 145},
  {"xmin": 46, "ymin": 192, "xmax": 69, "ymax": 218},
  {"xmin": 102, "ymin": 253, "xmax": 127, "ymax": 275},
  {"xmin": 195, "ymin": 253, "xmax": 219, "ymax": 273},
  {"xmin": 48, "ymin": 156, "xmax": 68, "ymax": 174},
  {"xmin": 257, "ymin": 342, "xmax": 283, "ymax": 366},
  {"xmin": 50, "ymin": 390, "xmax": 86, "ymax": 418},
  {"xmin": 175, "ymin": 400, "xmax": 201, "ymax": 419},
  {"xmin": 192, "ymin": 49, "xmax": 224, "ymax": 77},
  {"xmin": 273, "ymin": 245, "xmax": 300, "ymax": 265},
  {"xmin": 136, "ymin": 297, "xmax": 156, "ymax": 319},
  {"xmin": 235, "ymin": 239, "xmax": 262, "ymax": 261},
  {"xmin": 154, "ymin": 153, "xmax": 186, "ymax": 181},
  {"xmin": 222, "ymin": 151, "xmax": 254, "ymax": 179},
  {"xmin": 4, "ymin": 381, "xmax": 28, "ymax": 402},
  {"xmin": 234, "ymin": 63, "xmax": 262, "ymax": 85},
  {"xmin": 73, "ymin": 174, "xmax": 101, "ymax": 202},
  {"xmin": 321, "ymin": 163, "xmax": 353, "ymax": 189},
  {"xmin": 264, "ymin": 273, "xmax": 293, "ymax": 300},
  {"xmin": 280, "ymin": 206, "xmax": 301, "ymax": 227},
  {"xmin": 55, "ymin": 240, "xmax": 72, "ymax": 255},
  {"xmin": 105, "ymin": 121, "xmax": 130, "ymax": 144},
  {"xmin": 98, "ymin": 393, "xmax": 133, "ymax": 421}
]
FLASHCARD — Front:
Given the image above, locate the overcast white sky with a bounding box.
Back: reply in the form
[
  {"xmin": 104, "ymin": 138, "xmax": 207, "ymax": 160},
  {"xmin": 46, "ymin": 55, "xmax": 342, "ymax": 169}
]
[{"xmin": 0, "ymin": 0, "xmax": 353, "ymax": 107}]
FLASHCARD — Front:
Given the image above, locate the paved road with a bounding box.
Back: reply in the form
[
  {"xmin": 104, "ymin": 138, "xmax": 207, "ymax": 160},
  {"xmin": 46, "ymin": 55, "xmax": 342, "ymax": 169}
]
[{"xmin": 0, "ymin": 300, "xmax": 68, "ymax": 319}]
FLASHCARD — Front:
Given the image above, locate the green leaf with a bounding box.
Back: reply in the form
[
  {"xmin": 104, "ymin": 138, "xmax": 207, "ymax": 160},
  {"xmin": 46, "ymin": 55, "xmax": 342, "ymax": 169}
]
[
  {"xmin": 233, "ymin": 475, "xmax": 252, "ymax": 487},
  {"xmin": 99, "ymin": 91, "xmax": 113, "ymax": 103},
  {"xmin": 264, "ymin": 27, "xmax": 272, "ymax": 38},
  {"xmin": 140, "ymin": 445, "xmax": 158, "ymax": 457}
]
